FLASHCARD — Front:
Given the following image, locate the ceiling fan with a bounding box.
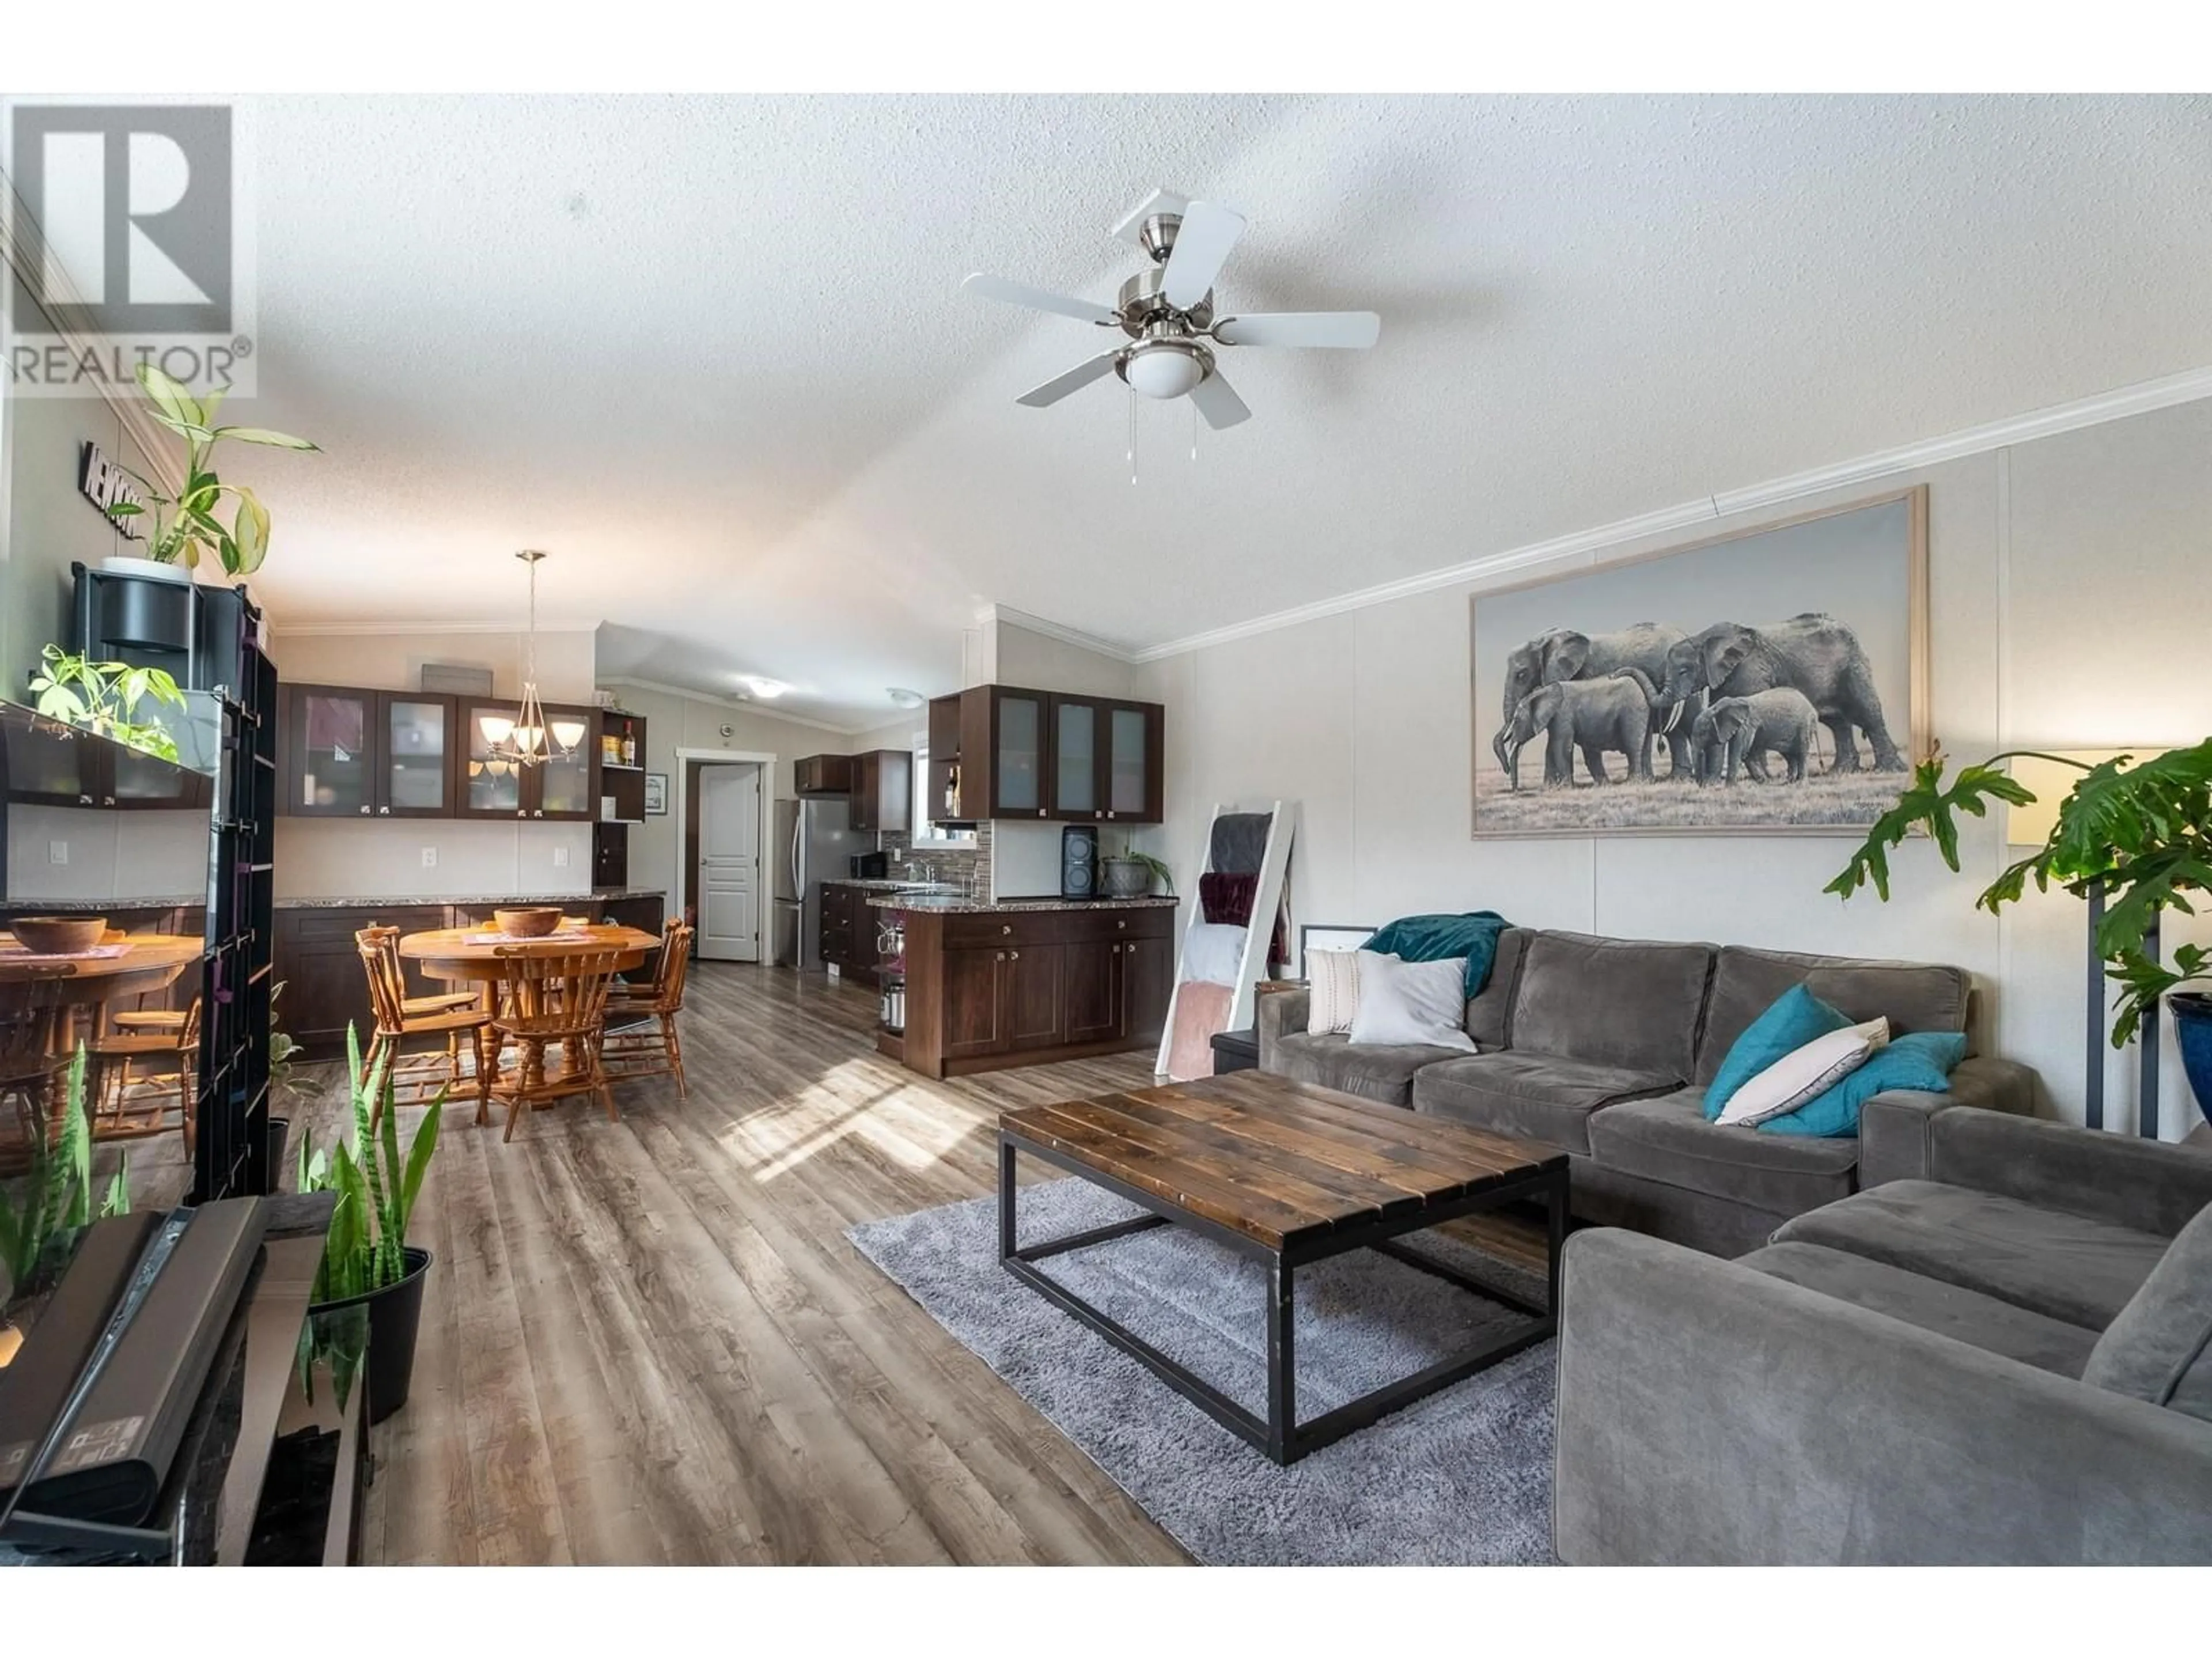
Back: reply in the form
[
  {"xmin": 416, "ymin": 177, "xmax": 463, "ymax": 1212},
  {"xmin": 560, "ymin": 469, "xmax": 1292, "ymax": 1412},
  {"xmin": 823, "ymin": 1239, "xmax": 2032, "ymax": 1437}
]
[{"xmin": 961, "ymin": 187, "xmax": 1381, "ymax": 430}]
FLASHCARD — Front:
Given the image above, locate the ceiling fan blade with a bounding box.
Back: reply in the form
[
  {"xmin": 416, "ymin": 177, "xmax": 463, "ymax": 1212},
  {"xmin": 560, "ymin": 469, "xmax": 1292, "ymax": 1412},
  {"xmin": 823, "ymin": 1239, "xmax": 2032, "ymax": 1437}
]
[
  {"xmin": 1213, "ymin": 310, "xmax": 1382, "ymax": 349},
  {"xmin": 1016, "ymin": 350, "xmax": 1123, "ymax": 408},
  {"xmin": 1188, "ymin": 369, "xmax": 1251, "ymax": 430},
  {"xmin": 961, "ymin": 272, "xmax": 1118, "ymax": 326},
  {"xmin": 1161, "ymin": 200, "xmax": 1246, "ymax": 310}
]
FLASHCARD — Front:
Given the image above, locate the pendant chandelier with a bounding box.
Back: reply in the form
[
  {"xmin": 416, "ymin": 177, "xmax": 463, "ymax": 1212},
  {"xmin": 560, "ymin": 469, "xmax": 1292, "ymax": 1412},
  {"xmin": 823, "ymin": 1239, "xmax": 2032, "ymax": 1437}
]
[{"xmin": 478, "ymin": 549, "xmax": 586, "ymax": 767}]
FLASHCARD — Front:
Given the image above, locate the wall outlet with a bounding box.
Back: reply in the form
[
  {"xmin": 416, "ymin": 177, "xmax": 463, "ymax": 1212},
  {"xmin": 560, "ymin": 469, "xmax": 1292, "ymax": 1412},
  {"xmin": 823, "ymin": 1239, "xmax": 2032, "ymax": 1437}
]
[
  {"xmin": 552, "ymin": 845, "xmax": 570, "ymax": 869},
  {"xmin": 48, "ymin": 840, "xmax": 67, "ymax": 866},
  {"xmin": 421, "ymin": 846, "xmax": 438, "ymax": 869}
]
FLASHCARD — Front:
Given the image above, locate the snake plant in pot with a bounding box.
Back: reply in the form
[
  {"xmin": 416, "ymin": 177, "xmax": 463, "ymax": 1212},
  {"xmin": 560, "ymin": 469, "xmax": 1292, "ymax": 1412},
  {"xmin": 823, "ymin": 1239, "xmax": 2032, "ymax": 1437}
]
[
  {"xmin": 1826, "ymin": 738, "xmax": 2212, "ymax": 1123},
  {"xmin": 295, "ymin": 1027, "xmax": 442, "ymax": 1423}
]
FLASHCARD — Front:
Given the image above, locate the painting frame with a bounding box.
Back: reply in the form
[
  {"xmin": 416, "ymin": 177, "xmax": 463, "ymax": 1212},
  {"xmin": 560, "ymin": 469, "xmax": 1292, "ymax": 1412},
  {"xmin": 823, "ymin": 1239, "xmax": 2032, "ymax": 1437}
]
[
  {"xmin": 643, "ymin": 772, "xmax": 668, "ymax": 816},
  {"xmin": 1469, "ymin": 484, "xmax": 1930, "ymax": 839}
]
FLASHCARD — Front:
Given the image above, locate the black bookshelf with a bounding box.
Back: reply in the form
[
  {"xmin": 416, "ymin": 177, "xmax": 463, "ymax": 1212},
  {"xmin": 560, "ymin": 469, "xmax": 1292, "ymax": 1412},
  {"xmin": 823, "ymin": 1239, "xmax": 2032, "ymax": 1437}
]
[{"xmin": 192, "ymin": 586, "xmax": 277, "ymax": 1203}]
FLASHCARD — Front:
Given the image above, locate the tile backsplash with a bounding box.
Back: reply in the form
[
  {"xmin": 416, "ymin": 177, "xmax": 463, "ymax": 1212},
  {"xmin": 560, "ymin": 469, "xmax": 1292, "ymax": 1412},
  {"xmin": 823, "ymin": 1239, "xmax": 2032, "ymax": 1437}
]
[{"xmin": 880, "ymin": 823, "xmax": 991, "ymax": 898}]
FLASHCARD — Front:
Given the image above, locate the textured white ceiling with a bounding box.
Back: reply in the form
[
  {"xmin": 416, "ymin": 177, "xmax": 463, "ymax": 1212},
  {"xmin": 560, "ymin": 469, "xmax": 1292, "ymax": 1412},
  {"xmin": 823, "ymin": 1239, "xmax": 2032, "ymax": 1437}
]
[{"xmin": 224, "ymin": 94, "xmax": 2212, "ymax": 728}]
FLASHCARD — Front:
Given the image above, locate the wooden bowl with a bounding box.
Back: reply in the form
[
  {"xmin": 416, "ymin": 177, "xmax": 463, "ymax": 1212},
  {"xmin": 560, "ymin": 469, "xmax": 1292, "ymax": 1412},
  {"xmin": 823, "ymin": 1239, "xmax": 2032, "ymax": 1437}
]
[
  {"xmin": 494, "ymin": 907, "xmax": 565, "ymax": 939},
  {"xmin": 9, "ymin": 915, "xmax": 107, "ymax": 955}
]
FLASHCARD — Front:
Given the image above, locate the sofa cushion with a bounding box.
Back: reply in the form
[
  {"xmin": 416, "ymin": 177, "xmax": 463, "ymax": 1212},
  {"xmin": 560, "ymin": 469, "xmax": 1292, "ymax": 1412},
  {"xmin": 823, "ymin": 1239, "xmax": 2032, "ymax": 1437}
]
[
  {"xmin": 1696, "ymin": 944, "xmax": 1970, "ymax": 1086},
  {"xmin": 1509, "ymin": 931, "xmax": 1712, "ymax": 1080},
  {"xmin": 1703, "ymin": 983, "xmax": 1851, "ymax": 1120},
  {"xmin": 1773, "ymin": 1179, "xmax": 2169, "ymax": 1330},
  {"xmin": 1463, "ymin": 928, "xmax": 1529, "ymax": 1050},
  {"xmin": 1348, "ymin": 952, "xmax": 1476, "ymax": 1051},
  {"xmin": 2082, "ymin": 1200, "xmax": 2212, "ymax": 1422},
  {"xmin": 1266, "ymin": 1030, "xmax": 1467, "ymax": 1107},
  {"xmin": 1411, "ymin": 1051, "xmax": 1679, "ymax": 1154},
  {"xmin": 1588, "ymin": 1090, "xmax": 1862, "ymax": 1216},
  {"xmin": 1743, "ymin": 1241, "xmax": 2101, "ymax": 1378}
]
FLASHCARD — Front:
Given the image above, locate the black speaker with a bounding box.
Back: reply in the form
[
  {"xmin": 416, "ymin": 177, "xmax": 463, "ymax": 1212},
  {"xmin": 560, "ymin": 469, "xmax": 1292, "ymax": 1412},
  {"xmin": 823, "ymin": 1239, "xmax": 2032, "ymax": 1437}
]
[{"xmin": 1060, "ymin": 825, "xmax": 1099, "ymax": 899}]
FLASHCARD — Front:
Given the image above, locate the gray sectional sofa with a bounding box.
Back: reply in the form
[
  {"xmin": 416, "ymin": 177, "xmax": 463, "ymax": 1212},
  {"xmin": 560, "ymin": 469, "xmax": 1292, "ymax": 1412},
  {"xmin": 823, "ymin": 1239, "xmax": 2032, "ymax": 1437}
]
[
  {"xmin": 1555, "ymin": 1106, "xmax": 2212, "ymax": 1563},
  {"xmin": 1257, "ymin": 927, "xmax": 2038, "ymax": 1256}
]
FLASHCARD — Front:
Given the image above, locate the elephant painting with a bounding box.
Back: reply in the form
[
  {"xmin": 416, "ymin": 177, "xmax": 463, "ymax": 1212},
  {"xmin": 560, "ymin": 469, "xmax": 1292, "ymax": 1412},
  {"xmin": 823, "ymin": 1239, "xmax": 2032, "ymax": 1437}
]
[
  {"xmin": 1502, "ymin": 672, "xmax": 1654, "ymax": 788},
  {"xmin": 1692, "ymin": 688, "xmax": 1821, "ymax": 785},
  {"xmin": 1491, "ymin": 622, "xmax": 1697, "ymax": 788},
  {"xmin": 1471, "ymin": 487, "xmax": 1925, "ymax": 835},
  {"xmin": 1660, "ymin": 613, "xmax": 1906, "ymax": 773}
]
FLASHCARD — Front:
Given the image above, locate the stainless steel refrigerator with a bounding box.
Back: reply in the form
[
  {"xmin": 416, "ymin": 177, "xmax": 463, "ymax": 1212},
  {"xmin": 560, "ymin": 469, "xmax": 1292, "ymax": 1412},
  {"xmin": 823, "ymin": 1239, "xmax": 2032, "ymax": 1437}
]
[{"xmin": 774, "ymin": 796, "xmax": 872, "ymax": 969}]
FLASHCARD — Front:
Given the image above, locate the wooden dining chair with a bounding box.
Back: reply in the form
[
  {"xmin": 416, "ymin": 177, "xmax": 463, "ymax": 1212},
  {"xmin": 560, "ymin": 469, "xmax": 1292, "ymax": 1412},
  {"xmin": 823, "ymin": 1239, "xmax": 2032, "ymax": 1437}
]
[
  {"xmin": 600, "ymin": 919, "xmax": 694, "ymax": 1099},
  {"xmin": 357, "ymin": 926, "xmax": 493, "ymax": 1128},
  {"xmin": 88, "ymin": 997, "xmax": 201, "ymax": 1152},
  {"xmin": 486, "ymin": 946, "xmax": 623, "ymax": 1142}
]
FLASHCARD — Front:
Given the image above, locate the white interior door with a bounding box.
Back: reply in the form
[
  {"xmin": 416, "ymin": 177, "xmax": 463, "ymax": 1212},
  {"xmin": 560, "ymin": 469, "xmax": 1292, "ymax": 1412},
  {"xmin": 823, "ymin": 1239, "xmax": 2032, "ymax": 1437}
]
[{"xmin": 699, "ymin": 763, "xmax": 762, "ymax": 962}]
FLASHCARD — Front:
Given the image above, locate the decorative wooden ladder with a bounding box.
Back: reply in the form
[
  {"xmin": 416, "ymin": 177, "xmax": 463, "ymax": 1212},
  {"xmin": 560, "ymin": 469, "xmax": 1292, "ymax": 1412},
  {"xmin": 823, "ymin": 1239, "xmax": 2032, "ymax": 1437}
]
[{"xmin": 1154, "ymin": 799, "xmax": 1298, "ymax": 1078}]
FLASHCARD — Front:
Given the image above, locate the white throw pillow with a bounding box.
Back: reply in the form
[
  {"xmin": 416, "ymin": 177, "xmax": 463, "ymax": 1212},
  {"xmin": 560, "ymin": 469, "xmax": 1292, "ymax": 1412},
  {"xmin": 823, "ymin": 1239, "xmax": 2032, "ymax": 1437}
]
[
  {"xmin": 1181, "ymin": 922, "xmax": 1248, "ymax": 987},
  {"xmin": 1307, "ymin": 949, "xmax": 1362, "ymax": 1035},
  {"xmin": 1717, "ymin": 1018, "xmax": 1891, "ymax": 1127},
  {"xmin": 1346, "ymin": 952, "xmax": 1477, "ymax": 1052}
]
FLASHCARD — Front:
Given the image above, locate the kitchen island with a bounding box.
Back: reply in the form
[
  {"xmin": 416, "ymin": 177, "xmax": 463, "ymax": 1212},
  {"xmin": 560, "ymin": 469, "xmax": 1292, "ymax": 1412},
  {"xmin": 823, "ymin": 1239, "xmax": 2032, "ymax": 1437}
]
[{"xmin": 867, "ymin": 893, "xmax": 1176, "ymax": 1077}]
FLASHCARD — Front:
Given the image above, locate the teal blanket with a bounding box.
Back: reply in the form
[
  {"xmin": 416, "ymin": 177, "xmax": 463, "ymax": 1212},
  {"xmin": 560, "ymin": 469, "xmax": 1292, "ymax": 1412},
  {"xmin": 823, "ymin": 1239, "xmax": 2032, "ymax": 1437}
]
[{"xmin": 1363, "ymin": 912, "xmax": 1513, "ymax": 997}]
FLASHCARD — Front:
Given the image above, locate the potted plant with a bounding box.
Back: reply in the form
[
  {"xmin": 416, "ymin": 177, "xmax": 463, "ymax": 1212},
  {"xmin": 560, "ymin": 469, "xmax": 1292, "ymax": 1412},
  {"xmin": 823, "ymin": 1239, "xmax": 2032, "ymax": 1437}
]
[
  {"xmin": 1, "ymin": 1049, "xmax": 131, "ymax": 1317},
  {"xmin": 1826, "ymin": 738, "xmax": 2212, "ymax": 1121},
  {"xmin": 28, "ymin": 645, "xmax": 188, "ymax": 762},
  {"xmin": 1100, "ymin": 847, "xmax": 1175, "ymax": 899},
  {"xmin": 100, "ymin": 363, "xmax": 317, "ymax": 582},
  {"xmin": 295, "ymin": 1028, "xmax": 441, "ymax": 1423}
]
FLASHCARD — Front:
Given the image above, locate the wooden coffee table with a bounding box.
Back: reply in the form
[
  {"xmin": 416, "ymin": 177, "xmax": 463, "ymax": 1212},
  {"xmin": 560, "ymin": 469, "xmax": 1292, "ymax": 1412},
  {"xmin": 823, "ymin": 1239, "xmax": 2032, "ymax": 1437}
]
[{"xmin": 997, "ymin": 1070, "xmax": 1569, "ymax": 1465}]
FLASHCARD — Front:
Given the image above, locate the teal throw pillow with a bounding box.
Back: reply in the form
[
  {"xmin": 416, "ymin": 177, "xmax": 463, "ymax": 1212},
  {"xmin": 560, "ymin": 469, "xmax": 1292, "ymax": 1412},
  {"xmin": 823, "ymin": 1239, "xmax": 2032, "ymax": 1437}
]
[
  {"xmin": 1703, "ymin": 983, "xmax": 1851, "ymax": 1120},
  {"xmin": 1758, "ymin": 1030, "xmax": 1969, "ymax": 1138}
]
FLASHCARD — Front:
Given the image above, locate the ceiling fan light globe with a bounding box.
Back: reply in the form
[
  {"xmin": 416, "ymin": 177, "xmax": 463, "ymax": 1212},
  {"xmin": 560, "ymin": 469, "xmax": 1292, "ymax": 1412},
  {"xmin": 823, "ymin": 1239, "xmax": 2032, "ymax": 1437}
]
[{"xmin": 1122, "ymin": 347, "xmax": 1205, "ymax": 400}]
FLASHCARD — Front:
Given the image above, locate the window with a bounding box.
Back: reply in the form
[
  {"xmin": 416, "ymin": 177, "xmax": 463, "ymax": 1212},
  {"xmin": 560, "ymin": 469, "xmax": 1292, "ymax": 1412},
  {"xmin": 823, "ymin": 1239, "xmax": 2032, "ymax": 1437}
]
[{"xmin": 910, "ymin": 743, "xmax": 976, "ymax": 850}]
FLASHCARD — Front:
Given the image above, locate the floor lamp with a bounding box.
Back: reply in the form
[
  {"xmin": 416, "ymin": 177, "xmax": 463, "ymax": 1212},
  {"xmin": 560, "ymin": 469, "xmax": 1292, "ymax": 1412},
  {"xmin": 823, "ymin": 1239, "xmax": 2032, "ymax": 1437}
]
[{"xmin": 2009, "ymin": 751, "xmax": 2162, "ymax": 1139}]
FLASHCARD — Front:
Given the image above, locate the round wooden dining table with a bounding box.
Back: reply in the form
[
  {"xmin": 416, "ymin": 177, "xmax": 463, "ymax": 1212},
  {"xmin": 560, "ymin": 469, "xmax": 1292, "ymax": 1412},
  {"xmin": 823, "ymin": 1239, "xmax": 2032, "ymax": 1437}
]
[
  {"xmin": 0, "ymin": 932, "xmax": 203, "ymax": 1136},
  {"xmin": 397, "ymin": 922, "xmax": 662, "ymax": 1093}
]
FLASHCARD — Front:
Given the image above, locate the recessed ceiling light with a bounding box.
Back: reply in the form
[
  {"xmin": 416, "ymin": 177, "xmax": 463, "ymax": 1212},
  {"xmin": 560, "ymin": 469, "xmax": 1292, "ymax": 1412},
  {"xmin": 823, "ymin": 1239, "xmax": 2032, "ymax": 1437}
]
[
  {"xmin": 886, "ymin": 687, "xmax": 925, "ymax": 709},
  {"xmin": 737, "ymin": 675, "xmax": 788, "ymax": 700}
]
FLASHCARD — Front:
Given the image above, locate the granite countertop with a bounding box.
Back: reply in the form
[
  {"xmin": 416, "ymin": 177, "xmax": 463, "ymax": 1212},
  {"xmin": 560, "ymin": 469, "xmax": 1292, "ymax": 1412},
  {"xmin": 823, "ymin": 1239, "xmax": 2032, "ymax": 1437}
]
[
  {"xmin": 822, "ymin": 878, "xmax": 964, "ymax": 892},
  {"xmin": 866, "ymin": 894, "xmax": 1178, "ymax": 914},
  {"xmin": 274, "ymin": 887, "xmax": 666, "ymax": 911},
  {"xmin": 1, "ymin": 895, "xmax": 203, "ymax": 913}
]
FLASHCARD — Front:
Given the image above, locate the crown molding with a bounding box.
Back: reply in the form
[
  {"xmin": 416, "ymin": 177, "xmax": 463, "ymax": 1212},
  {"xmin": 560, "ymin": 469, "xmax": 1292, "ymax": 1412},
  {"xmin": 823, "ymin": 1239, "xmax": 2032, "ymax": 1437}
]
[
  {"xmin": 600, "ymin": 675, "xmax": 865, "ymax": 737},
  {"xmin": 1125, "ymin": 362, "xmax": 2212, "ymax": 665},
  {"xmin": 979, "ymin": 603, "xmax": 1141, "ymax": 665},
  {"xmin": 271, "ymin": 619, "xmax": 601, "ymax": 638}
]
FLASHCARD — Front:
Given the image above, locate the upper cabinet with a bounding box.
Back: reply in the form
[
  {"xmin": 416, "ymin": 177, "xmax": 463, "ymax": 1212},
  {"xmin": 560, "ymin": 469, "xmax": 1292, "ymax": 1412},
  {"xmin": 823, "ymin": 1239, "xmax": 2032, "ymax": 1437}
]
[
  {"xmin": 849, "ymin": 749, "xmax": 912, "ymax": 834},
  {"xmin": 930, "ymin": 685, "xmax": 1164, "ymax": 826},
  {"xmin": 453, "ymin": 697, "xmax": 600, "ymax": 821},
  {"xmin": 3, "ymin": 709, "xmax": 211, "ymax": 811},
  {"xmin": 796, "ymin": 753, "xmax": 854, "ymax": 797},
  {"xmin": 597, "ymin": 711, "xmax": 649, "ymax": 821},
  {"xmin": 283, "ymin": 685, "xmax": 460, "ymax": 819}
]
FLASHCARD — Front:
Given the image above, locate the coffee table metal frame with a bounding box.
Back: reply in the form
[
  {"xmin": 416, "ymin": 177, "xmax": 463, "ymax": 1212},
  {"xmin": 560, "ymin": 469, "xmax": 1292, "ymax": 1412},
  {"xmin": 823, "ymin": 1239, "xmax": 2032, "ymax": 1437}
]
[{"xmin": 997, "ymin": 1127, "xmax": 1568, "ymax": 1467}]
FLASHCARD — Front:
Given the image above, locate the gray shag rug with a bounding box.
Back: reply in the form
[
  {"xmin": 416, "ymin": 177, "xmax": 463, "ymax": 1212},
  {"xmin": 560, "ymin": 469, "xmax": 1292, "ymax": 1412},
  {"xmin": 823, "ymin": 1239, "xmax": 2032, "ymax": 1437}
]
[{"xmin": 847, "ymin": 1177, "xmax": 1558, "ymax": 1565}]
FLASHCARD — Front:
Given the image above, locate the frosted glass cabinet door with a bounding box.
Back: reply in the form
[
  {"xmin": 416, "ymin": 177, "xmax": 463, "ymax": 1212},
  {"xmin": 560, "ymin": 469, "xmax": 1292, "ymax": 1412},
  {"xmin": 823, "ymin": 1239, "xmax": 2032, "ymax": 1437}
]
[
  {"xmin": 993, "ymin": 691, "xmax": 1046, "ymax": 817},
  {"xmin": 1053, "ymin": 698, "xmax": 1099, "ymax": 818},
  {"xmin": 459, "ymin": 700, "xmax": 525, "ymax": 818},
  {"xmin": 381, "ymin": 695, "xmax": 453, "ymax": 816},
  {"xmin": 1108, "ymin": 704, "xmax": 1153, "ymax": 819},
  {"xmin": 289, "ymin": 687, "xmax": 373, "ymax": 816}
]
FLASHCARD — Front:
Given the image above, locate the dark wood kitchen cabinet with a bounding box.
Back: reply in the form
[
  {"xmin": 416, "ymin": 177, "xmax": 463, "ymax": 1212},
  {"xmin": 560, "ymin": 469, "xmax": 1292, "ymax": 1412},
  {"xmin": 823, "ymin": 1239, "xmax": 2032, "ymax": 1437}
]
[
  {"xmin": 818, "ymin": 881, "xmax": 880, "ymax": 986},
  {"xmin": 795, "ymin": 754, "xmax": 854, "ymax": 797},
  {"xmin": 274, "ymin": 905, "xmax": 450, "ymax": 1052},
  {"xmin": 847, "ymin": 749, "xmax": 912, "ymax": 834},
  {"xmin": 893, "ymin": 904, "xmax": 1173, "ymax": 1077},
  {"xmin": 932, "ymin": 685, "xmax": 1165, "ymax": 825},
  {"xmin": 5, "ymin": 714, "xmax": 211, "ymax": 810},
  {"xmin": 453, "ymin": 697, "xmax": 599, "ymax": 821},
  {"xmin": 282, "ymin": 685, "xmax": 460, "ymax": 819}
]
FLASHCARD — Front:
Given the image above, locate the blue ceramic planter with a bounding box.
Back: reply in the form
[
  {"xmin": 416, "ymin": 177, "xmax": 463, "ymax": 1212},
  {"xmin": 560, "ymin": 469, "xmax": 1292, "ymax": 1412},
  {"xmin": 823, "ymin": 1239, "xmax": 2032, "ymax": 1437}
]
[{"xmin": 2171, "ymin": 994, "xmax": 2212, "ymax": 1128}]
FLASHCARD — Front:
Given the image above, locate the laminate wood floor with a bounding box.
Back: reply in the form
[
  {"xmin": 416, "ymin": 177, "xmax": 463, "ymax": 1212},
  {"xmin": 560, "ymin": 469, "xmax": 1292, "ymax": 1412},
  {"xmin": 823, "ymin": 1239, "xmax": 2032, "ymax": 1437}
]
[{"xmin": 124, "ymin": 964, "xmax": 1547, "ymax": 1566}]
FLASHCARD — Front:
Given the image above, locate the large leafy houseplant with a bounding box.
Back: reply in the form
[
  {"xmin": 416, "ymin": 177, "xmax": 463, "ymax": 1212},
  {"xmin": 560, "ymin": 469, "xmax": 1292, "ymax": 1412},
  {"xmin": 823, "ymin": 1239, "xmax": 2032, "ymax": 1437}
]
[
  {"xmin": 28, "ymin": 645, "xmax": 187, "ymax": 763},
  {"xmin": 0, "ymin": 1048, "xmax": 131, "ymax": 1306},
  {"xmin": 108, "ymin": 363, "xmax": 317, "ymax": 574},
  {"xmin": 1827, "ymin": 739, "xmax": 2212, "ymax": 1048}
]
